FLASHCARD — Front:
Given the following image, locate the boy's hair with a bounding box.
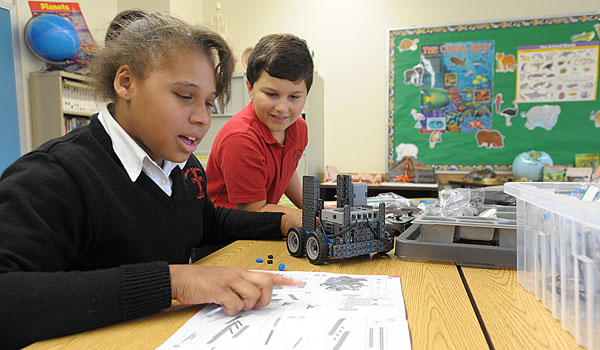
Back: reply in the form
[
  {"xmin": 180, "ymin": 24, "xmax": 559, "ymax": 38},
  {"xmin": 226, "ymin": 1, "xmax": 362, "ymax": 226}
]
[
  {"xmin": 91, "ymin": 12, "xmax": 234, "ymax": 106},
  {"xmin": 246, "ymin": 34, "xmax": 314, "ymax": 93}
]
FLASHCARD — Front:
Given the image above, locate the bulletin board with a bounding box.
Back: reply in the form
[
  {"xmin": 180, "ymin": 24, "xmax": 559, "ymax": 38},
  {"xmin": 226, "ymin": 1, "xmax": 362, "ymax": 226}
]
[
  {"xmin": 388, "ymin": 14, "xmax": 600, "ymax": 171},
  {"xmin": 0, "ymin": 2, "xmax": 26, "ymax": 175}
]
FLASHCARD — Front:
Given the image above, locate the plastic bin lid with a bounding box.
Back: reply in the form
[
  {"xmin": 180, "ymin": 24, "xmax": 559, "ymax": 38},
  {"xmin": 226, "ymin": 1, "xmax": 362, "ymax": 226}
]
[{"xmin": 504, "ymin": 182, "xmax": 600, "ymax": 231}]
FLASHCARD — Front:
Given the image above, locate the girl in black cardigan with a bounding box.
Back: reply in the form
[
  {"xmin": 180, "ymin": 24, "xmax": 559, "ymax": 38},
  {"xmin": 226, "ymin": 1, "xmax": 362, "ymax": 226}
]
[{"xmin": 0, "ymin": 11, "xmax": 297, "ymax": 349}]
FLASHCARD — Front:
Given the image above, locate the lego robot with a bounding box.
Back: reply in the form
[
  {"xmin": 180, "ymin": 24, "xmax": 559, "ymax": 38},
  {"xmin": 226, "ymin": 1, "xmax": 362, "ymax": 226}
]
[{"xmin": 286, "ymin": 174, "xmax": 394, "ymax": 265}]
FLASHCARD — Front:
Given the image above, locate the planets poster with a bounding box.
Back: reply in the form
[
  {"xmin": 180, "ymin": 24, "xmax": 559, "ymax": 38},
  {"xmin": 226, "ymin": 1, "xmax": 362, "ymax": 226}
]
[{"xmin": 27, "ymin": 1, "xmax": 97, "ymax": 71}]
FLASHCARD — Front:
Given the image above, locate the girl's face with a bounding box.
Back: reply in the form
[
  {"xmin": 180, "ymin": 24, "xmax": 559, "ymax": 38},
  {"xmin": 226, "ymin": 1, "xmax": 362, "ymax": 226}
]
[
  {"xmin": 247, "ymin": 71, "xmax": 307, "ymax": 144},
  {"xmin": 114, "ymin": 50, "xmax": 217, "ymax": 166}
]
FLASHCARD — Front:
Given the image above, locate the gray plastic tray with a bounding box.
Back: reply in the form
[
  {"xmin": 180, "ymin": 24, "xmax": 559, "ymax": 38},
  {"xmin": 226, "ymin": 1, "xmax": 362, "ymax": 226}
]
[
  {"xmin": 412, "ymin": 205, "xmax": 516, "ymax": 246},
  {"xmin": 394, "ymin": 222, "xmax": 516, "ymax": 269}
]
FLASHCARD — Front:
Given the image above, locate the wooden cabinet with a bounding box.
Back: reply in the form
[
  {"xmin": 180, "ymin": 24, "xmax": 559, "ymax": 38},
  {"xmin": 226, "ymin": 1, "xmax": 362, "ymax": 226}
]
[{"xmin": 29, "ymin": 71, "xmax": 100, "ymax": 148}]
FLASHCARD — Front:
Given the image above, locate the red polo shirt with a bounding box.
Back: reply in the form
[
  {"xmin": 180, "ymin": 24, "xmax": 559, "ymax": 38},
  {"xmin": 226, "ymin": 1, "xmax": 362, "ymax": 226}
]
[{"xmin": 206, "ymin": 101, "xmax": 308, "ymax": 208}]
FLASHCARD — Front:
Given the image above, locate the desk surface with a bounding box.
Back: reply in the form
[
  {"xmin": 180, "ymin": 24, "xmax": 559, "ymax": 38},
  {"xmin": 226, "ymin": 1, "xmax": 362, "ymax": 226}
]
[
  {"xmin": 461, "ymin": 267, "xmax": 580, "ymax": 350},
  {"xmin": 27, "ymin": 241, "xmax": 580, "ymax": 350}
]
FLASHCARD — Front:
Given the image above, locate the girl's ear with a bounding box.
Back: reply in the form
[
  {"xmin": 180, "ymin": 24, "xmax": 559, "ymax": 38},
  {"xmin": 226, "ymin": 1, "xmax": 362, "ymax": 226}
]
[
  {"xmin": 114, "ymin": 65, "xmax": 134, "ymax": 102},
  {"xmin": 245, "ymin": 79, "xmax": 253, "ymax": 100}
]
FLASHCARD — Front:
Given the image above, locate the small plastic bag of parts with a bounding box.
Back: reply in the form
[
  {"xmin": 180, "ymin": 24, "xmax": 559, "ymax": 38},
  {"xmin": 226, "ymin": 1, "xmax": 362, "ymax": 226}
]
[
  {"xmin": 367, "ymin": 192, "xmax": 420, "ymax": 216},
  {"xmin": 483, "ymin": 185, "xmax": 516, "ymax": 206},
  {"xmin": 369, "ymin": 192, "xmax": 422, "ymax": 236},
  {"xmin": 435, "ymin": 187, "xmax": 486, "ymax": 217}
]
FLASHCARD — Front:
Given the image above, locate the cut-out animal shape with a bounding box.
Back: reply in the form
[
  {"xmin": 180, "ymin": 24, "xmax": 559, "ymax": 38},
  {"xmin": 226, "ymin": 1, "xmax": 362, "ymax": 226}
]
[
  {"xmin": 475, "ymin": 130, "xmax": 504, "ymax": 149},
  {"xmin": 590, "ymin": 110, "xmax": 600, "ymax": 128},
  {"xmin": 404, "ymin": 64, "xmax": 424, "ymax": 86},
  {"xmin": 571, "ymin": 31, "xmax": 595, "ymax": 42},
  {"xmin": 410, "ymin": 108, "xmax": 425, "ymax": 129},
  {"xmin": 429, "ymin": 131, "xmax": 442, "ymax": 149},
  {"xmin": 396, "ymin": 143, "xmax": 419, "ymax": 160},
  {"xmin": 498, "ymin": 100, "xmax": 518, "ymax": 126},
  {"xmin": 495, "ymin": 93, "xmax": 504, "ymax": 114},
  {"xmin": 495, "ymin": 52, "xmax": 515, "ymax": 72},
  {"xmin": 398, "ymin": 38, "xmax": 419, "ymax": 52},
  {"xmin": 521, "ymin": 105, "xmax": 561, "ymax": 130}
]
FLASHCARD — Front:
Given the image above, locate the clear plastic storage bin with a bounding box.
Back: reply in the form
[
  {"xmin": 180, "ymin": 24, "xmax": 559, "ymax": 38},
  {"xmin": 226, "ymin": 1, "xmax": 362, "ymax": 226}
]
[{"xmin": 504, "ymin": 182, "xmax": 600, "ymax": 349}]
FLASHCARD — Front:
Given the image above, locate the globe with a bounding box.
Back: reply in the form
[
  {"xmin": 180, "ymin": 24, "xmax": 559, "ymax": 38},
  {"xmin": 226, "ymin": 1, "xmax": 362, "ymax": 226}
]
[
  {"xmin": 512, "ymin": 150, "xmax": 553, "ymax": 181},
  {"xmin": 25, "ymin": 14, "xmax": 80, "ymax": 63}
]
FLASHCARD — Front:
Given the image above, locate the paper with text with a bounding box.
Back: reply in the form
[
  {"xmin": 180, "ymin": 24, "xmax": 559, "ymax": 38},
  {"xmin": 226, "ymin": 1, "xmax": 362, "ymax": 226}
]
[{"xmin": 157, "ymin": 271, "xmax": 411, "ymax": 350}]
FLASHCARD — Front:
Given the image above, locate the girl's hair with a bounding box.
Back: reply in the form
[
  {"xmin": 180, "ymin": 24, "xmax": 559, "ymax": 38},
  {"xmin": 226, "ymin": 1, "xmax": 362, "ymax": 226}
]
[
  {"xmin": 90, "ymin": 12, "xmax": 234, "ymax": 106},
  {"xmin": 104, "ymin": 9, "xmax": 148, "ymax": 43}
]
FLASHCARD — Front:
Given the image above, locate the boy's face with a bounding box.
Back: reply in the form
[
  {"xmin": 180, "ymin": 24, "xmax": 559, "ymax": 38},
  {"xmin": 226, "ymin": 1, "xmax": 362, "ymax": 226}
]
[
  {"xmin": 114, "ymin": 51, "xmax": 217, "ymax": 166},
  {"xmin": 247, "ymin": 71, "xmax": 307, "ymax": 142}
]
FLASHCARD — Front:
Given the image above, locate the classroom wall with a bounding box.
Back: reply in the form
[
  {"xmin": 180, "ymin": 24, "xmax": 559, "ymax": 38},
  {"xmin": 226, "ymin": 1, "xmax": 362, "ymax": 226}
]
[
  {"xmin": 12, "ymin": 0, "xmax": 117, "ymax": 151},
  {"xmin": 204, "ymin": 0, "xmax": 600, "ymax": 174},
  {"xmin": 10, "ymin": 0, "xmax": 600, "ymax": 174},
  {"xmin": 117, "ymin": 0, "xmax": 203, "ymax": 25},
  {"xmin": 11, "ymin": 0, "xmax": 201, "ymax": 152}
]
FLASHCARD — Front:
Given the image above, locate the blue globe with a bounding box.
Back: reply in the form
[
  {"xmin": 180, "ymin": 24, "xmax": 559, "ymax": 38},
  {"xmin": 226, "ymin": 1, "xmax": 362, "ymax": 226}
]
[
  {"xmin": 512, "ymin": 150, "xmax": 553, "ymax": 181},
  {"xmin": 25, "ymin": 14, "xmax": 80, "ymax": 63}
]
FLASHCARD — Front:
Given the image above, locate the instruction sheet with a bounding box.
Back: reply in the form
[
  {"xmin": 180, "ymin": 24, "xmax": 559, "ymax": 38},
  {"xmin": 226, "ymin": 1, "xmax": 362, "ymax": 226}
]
[{"xmin": 157, "ymin": 271, "xmax": 411, "ymax": 350}]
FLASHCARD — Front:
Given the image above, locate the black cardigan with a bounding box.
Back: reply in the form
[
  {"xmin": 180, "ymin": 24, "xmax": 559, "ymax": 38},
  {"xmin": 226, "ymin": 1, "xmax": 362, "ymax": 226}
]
[{"xmin": 0, "ymin": 116, "xmax": 283, "ymax": 348}]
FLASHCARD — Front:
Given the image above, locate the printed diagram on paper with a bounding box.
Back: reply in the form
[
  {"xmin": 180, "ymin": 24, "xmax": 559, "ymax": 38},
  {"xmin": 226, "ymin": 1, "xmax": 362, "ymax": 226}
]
[
  {"xmin": 157, "ymin": 271, "xmax": 410, "ymax": 350},
  {"xmin": 516, "ymin": 41, "xmax": 599, "ymax": 103}
]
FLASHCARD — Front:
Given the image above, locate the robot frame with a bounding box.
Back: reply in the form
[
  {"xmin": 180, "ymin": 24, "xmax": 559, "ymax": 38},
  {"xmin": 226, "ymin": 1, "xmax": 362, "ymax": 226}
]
[{"xmin": 286, "ymin": 174, "xmax": 394, "ymax": 265}]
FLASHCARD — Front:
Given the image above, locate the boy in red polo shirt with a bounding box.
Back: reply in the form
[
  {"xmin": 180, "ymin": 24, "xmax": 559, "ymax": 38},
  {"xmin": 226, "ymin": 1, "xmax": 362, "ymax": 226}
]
[{"xmin": 206, "ymin": 34, "xmax": 313, "ymax": 225}]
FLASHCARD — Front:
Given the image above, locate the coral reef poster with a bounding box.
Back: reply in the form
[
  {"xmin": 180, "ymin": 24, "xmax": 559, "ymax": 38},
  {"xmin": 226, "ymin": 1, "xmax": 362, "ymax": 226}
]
[{"xmin": 418, "ymin": 40, "xmax": 494, "ymax": 133}]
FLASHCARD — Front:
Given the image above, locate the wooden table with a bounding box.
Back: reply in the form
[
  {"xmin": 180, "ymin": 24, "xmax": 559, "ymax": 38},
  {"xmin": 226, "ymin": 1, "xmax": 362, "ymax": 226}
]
[
  {"xmin": 26, "ymin": 240, "xmax": 580, "ymax": 349},
  {"xmin": 461, "ymin": 267, "xmax": 581, "ymax": 350}
]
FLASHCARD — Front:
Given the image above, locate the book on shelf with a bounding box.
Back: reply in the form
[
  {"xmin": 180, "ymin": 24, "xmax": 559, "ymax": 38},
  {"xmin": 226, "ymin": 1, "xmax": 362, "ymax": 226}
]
[
  {"xmin": 61, "ymin": 83, "xmax": 102, "ymax": 116},
  {"xmin": 543, "ymin": 165, "xmax": 565, "ymax": 182},
  {"xmin": 574, "ymin": 153, "xmax": 599, "ymax": 171},
  {"xmin": 592, "ymin": 166, "xmax": 600, "ymax": 183},
  {"xmin": 64, "ymin": 116, "xmax": 90, "ymax": 134},
  {"xmin": 565, "ymin": 167, "xmax": 592, "ymax": 182}
]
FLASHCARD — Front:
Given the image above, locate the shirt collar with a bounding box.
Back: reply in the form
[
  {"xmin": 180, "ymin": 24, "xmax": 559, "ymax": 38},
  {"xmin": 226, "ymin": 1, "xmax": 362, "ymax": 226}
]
[{"xmin": 97, "ymin": 105, "xmax": 186, "ymax": 182}]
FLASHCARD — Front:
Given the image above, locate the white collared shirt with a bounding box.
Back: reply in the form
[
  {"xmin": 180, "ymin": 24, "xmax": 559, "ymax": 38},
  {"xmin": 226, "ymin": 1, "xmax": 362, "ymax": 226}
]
[{"xmin": 97, "ymin": 106, "xmax": 187, "ymax": 196}]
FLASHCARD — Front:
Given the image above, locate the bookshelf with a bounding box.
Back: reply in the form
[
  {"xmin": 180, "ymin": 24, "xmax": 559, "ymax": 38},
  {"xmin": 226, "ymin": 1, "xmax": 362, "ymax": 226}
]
[
  {"xmin": 195, "ymin": 72, "xmax": 324, "ymax": 179},
  {"xmin": 29, "ymin": 71, "xmax": 101, "ymax": 148}
]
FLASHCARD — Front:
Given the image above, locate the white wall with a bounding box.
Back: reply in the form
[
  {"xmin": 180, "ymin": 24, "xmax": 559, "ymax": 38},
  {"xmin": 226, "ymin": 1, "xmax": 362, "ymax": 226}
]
[
  {"xmin": 117, "ymin": 0, "xmax": 168, "ymax": 13},
  {"xmin": 170, "ymin": 0, "xmax": 203, "ymax": 25},
  {"xmin": 204, "ymin": 0, "xmax": 600, "ymax": 174},
  {"xmin": 117, "ymin": 0, "xmax": 204, "ymax": 25}
]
